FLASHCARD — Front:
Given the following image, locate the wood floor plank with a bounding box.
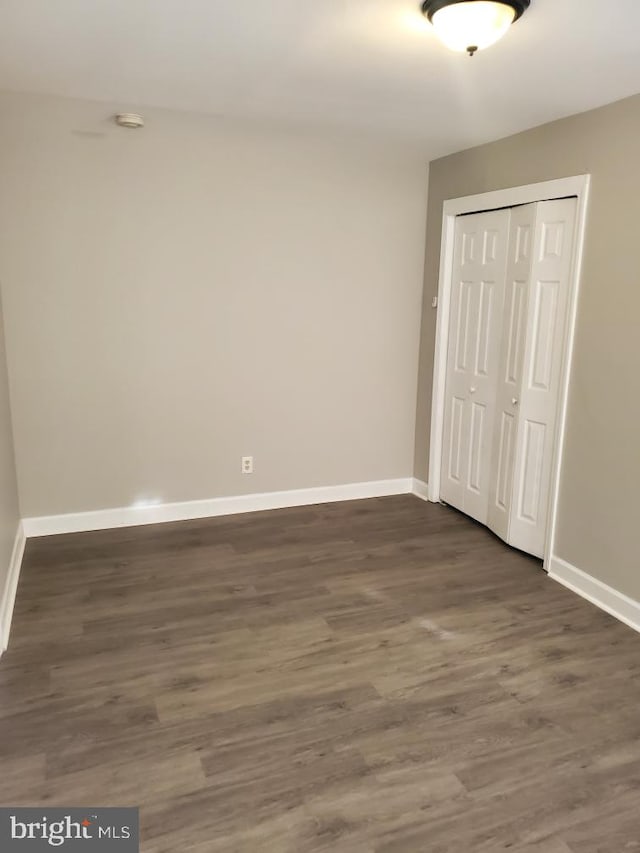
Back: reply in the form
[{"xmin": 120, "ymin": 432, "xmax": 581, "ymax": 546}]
[{"xmin": 1, "ymin": 495, "xmax": 639, "ymax": 850}]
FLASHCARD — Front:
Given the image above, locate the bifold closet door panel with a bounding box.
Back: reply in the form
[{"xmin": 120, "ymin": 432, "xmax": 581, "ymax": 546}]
[
  {"xmin": 487, "ymin": 203, "xmax": 537, "ymax": 544},
  {"xmin": 441, "ymin": 209, "xmax": 510, "ymax": 524},
  {"xmin": 509, "ymin": 197, "xmax": 578, "ymax": 558}
]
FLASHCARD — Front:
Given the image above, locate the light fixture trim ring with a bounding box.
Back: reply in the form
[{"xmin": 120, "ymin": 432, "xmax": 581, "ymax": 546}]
[{"xmin": 421, "ymin": 0, "xmax": 530, "ymax": 24}]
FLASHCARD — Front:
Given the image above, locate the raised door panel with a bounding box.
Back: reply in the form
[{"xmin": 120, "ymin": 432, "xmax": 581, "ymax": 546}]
[
  {"xmin": 515, "ymin": 419, "xmax": 546, "ymax": 523},
  {"xmin": 454, "ymin": 280, "xmax": 473, "ymax": 372},
  {"xmin": 528, "ymin": 279, "xmax": 560, "ymax": 392},
  {"xmin": 505, "ymin": 278, "xmax": 528, "ymax": 385},
  {"xmin": 475, "ymin": 280, "xmax": 495, "ymax": 377},
  {"xmin": 495, "ymin": 411, "xmax": 516, "ymax": 511},
  {"xmin": 468, "ymin": 401, "xmax": 486, "ymax": 494},
  {"xmin": 447, "ymin": 395, "xmax": 465, "ymax": 485}
]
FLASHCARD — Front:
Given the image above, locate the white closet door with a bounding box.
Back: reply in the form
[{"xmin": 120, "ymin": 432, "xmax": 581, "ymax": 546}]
[
  {"xmin": 487, "ymin": 203, "xmax": 537, "ymax": 543},
  {"xmin": 509, "ymin": 198, "xmax": 578, "ymax": 557},
  {"xmin": 441, "ymin": 209, "xmax": 510, "ymax": 524}
]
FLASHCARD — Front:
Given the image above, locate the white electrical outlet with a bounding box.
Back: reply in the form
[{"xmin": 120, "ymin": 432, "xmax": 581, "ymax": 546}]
[{"xmin": 242, "ymin": 456, "xmax": 254, "ymax": 474}]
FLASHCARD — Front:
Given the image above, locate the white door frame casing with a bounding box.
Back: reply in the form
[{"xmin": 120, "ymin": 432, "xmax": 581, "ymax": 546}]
[{"xmin": 427, "ymin": 175, "xmax": 591, "ymax": 571}]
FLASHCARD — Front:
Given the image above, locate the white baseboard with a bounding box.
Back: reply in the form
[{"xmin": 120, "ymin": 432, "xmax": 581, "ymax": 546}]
[
  {"xmin": 0, "ymin": 522, "xmax": 26, "ymax": 654},
  {"xmin": 412, "ymin": 478, "xmax": 430, "ymax": 501},
  {"xmin": 22, "ymin": 478, "xmax": 417, "ymax": 538},
  {"xmin": 548, "ymin": 555, "xmax": 640, "ymax": 635}
]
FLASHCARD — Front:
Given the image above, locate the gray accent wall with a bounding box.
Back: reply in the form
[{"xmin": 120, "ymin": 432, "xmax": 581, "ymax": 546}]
[{"xmin": 415, "ymin": 94, "xmax": 640, "ymax": 601}]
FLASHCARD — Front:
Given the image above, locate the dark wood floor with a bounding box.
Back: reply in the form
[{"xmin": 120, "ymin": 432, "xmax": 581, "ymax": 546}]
[{"xmin": 1, "ymin": 496, "xmax": 639, "ymax": 852}]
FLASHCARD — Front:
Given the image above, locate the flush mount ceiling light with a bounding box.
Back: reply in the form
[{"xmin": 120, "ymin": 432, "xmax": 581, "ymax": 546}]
[{"xmin": 421, "ymin": 0, "xmax": 530, "ymax": 56}]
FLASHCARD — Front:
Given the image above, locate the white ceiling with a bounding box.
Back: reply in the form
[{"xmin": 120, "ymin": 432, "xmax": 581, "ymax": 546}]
[{"xmin": 0, "ymin": 0, "xmax": 639, "ymax": 158}]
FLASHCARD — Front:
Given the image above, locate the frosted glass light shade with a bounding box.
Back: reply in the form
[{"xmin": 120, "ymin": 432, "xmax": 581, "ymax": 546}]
[{"xmin": 430, "ymin": 1, "xmax": 516, "ymax": 53}]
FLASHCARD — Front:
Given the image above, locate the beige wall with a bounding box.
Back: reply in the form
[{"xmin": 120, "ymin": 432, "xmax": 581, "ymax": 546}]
[
  {"xmin": 0, "ymin": 287, "xmax": 20, "ymax": 598},
  {"xmin": 0, "ymin": 92, "xmax": 428, "ymax": 517},
  {"xmin": 415, "ymin": 94, "xmax": 640, "ymax": 600}
]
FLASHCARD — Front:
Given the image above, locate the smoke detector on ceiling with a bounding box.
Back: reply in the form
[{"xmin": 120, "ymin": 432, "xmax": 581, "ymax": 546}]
[{"xmin": 115, "ymin": 113, "xmax": 144, "ymax": 129}]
